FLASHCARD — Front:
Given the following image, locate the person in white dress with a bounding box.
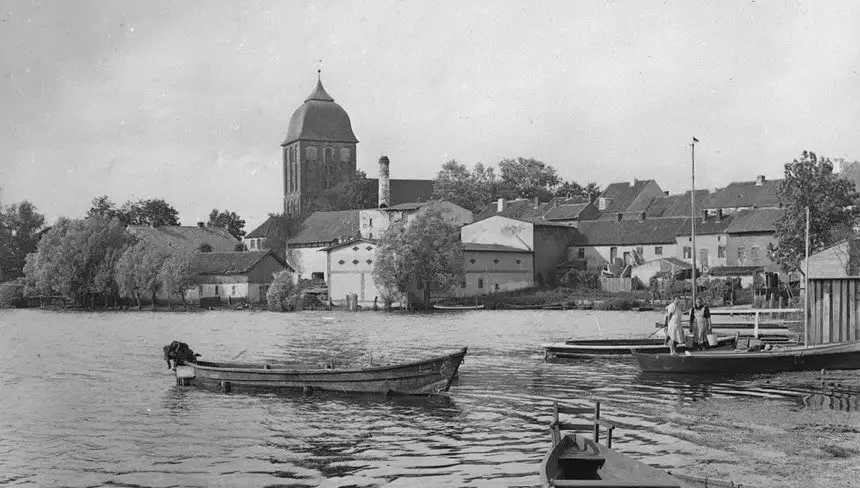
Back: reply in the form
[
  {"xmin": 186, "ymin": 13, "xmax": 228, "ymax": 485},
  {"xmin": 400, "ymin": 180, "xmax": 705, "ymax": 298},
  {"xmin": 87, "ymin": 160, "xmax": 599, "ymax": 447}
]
[{"xmin": 665, "ymin": 297, "xmax": 685, "ymax": 355}]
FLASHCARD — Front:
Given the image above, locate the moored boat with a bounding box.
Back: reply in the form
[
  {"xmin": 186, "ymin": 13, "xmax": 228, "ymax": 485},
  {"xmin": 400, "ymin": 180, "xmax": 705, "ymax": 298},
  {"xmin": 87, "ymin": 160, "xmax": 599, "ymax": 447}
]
[
  {"xmin": 164, "ymin": 343, "xmax": 467, "ymax": 394},
  {"xmin": 632, "ymin": 339, "xmax": 860, "ymax": 374},
  {"xmin": 542, "ymin": 336, "xmax": 737, "ymax": 360},
  {"xmin": 432, "ymin": 303, "xmax": 485, "ymax": 310}
]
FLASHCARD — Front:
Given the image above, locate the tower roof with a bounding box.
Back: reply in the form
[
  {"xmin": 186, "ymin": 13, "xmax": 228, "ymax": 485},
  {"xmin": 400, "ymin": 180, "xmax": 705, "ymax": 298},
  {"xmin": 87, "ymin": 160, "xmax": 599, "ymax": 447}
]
[{"xmin": 283, "ymin": 77, "xmax": 358, "ymax": 146}]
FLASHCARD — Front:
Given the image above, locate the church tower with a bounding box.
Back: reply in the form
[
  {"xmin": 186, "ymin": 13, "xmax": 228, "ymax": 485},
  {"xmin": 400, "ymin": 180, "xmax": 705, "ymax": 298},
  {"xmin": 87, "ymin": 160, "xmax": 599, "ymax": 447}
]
[{"xmin": 282, "ymin": 73, "xmax": 358, "ymax": 216}]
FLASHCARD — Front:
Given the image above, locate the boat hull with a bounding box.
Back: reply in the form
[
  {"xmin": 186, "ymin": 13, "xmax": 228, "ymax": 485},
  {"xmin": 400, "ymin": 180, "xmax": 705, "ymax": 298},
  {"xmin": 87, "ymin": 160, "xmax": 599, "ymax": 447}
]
[
  {"xmin": 175, "ymin": 348, "xmax": 467, "ymax": 394},
  {"xmin": 432, "ymin": 304, "xmax": 485, "ymax": 310},
  {"xmin": 541, "ymin": 434, "xmax": 681, "ymax": 487},
  {"xmin": 543, "ymin": 337, "xmax": 736, "ymax": 359},
  {"xmin": 632, "ymin": 340, "xmax": 860, "ymax": 374}
]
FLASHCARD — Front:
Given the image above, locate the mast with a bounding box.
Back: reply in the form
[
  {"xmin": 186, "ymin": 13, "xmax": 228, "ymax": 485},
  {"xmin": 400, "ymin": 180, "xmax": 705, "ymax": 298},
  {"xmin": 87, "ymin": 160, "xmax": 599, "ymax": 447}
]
[
  {"xmin": 804, "ymin": 206, "xmax": 810, "ymax": 345},
  {"xmin": 691, "ymin": 138, "xmax": 698, "ymax": 308}
]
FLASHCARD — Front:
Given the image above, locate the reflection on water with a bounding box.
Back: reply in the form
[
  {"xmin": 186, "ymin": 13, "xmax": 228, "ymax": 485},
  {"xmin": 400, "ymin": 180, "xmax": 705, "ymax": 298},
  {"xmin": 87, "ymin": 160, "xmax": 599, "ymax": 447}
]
[{"xmin": 0, "ymin": 308, "xmax": 856, "ymax": 487}]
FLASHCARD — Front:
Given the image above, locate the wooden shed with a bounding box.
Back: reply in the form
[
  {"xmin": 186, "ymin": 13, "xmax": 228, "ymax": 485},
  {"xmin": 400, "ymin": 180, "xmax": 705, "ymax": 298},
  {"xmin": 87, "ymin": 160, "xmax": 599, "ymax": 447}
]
[{"xmin": 803, "ymin": 240, "xmax": 860, "ymax": 345}]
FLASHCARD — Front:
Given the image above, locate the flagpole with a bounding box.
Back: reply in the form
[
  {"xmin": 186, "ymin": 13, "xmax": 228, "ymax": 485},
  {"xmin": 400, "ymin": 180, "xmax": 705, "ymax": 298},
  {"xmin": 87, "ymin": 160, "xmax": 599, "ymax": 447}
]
[
  {"xmin": 804, "ymin": 205, "xmax": 810, "ymax": 346},
  {"xmin": 691, "ymin": 138, "xmax": 698, "ymax": 310}
]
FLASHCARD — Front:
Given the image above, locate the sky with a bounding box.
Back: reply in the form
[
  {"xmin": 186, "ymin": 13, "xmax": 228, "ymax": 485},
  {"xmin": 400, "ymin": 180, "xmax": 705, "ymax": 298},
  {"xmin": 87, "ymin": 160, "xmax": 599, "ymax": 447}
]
[{"xmin": 2, "ymin": 1, "xmax": 859, "ymax": 231}]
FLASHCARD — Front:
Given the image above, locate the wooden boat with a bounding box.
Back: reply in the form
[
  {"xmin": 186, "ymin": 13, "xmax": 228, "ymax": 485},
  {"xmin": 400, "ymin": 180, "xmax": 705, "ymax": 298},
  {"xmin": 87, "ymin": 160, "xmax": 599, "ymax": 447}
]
[
  {"xmin": 632, "ymin": 339, "xmax": 860, "ymax": 374},
  {"xmin": 542, "ymin": 400, "xmax": 756, "ymax": 487},
  {"xmin": 542, "ymin": 336, "xmax": 736, "ymax": 360},
  {"xmin": 431, "ymin": 303, "xmax": 485, "ymax": 310},
  {"xmin": 171, "ymin": 347, "xmax": 468, "ymax": 394},
  {"xmin": 653, "ymin": 321, "xmax": 790, "ymax": 337}
]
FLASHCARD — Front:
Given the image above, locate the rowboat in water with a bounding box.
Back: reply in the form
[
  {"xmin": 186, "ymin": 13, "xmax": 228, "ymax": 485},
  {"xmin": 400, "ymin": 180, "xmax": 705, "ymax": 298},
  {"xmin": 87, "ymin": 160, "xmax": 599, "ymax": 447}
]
[
  {"xmin": 541, "ymin": 400, "xmax": 748, "ymax": 487},
  {"xmin": 632, "ymin": 339, "xmax": 860, "ymax": 374},
  {"xmin": 165, "ymin": 342, "xmax": 467, "ymax": 394},
  {"xmin": 542, "ymin": 336, "xmax": 737, "ymax": 360}
]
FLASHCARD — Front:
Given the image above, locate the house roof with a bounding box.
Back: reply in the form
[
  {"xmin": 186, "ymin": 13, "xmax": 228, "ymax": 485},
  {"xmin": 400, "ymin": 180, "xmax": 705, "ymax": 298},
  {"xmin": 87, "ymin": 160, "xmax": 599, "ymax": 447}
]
[
  {"xmin": 704, "ymin": 178, "xmax": 782, "ymax": 209},
  {"xmin": 638, "ymin": 190, "xmax": 711, "ymax": 218},
  {"xmin": 382, "ymin": 202, "xmax": 430, "ymax": 211},
  {"xmin": 571, "ymin": 218, "xmax": 689, "ymax": 246},
  {"xmin": 196, "ymin": 251, "xmax": 291, "ymax": 275},
  {"xmin": 597, "ymin": 179, "xmax": 658, "ymax": 214},
  {"xmin": 286, "ymin": 210, "xmax": 360, "ymax": 246},
  {"xmin": 675, "ymin": 214, "xmax": 735, "ymax": 236},
  {"xmin": 543, "ymin": 203, "xmax": 593, "ymax": 221},
  {"xmin": 128, "ymin": 225, "xmax": 238, "ymax": 252},
  {"xmin": 320, "ymin": 237, "xmax": 378, "ymax": 252},
  {"xmin": 463, "ymin": 243, "xmax": 532, "ymax": 253},
  {"xmin": 245, "ymin": 216, "xmax": 277, "ymax": 239},
  {"xmin": 368, "ymin": 179, "xmax": 434, "ymax": 205},
  {"xmin": 725, "ymin": 208, "xmax": 785, "ymax": 234}
]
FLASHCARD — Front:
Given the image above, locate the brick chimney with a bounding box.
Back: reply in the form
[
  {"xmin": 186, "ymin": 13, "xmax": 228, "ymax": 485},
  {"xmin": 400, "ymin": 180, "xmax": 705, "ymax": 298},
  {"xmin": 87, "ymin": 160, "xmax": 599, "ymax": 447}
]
[
  {"xmin": 378, "ymin": 156, "xmax": 391, "ymax": 208},
  {"xmin": 755, "ymin": 175, "xmax": 766, "ymax": 186}
]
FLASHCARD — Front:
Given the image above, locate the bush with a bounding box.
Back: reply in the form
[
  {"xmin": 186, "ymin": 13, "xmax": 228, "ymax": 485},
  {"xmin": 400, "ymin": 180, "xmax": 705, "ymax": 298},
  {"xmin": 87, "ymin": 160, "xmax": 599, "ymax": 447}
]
[
  {"xmin": 560, "ymin": 269, "xmax": 600, "ymax": 290},
  {"xmin": 266, "ymin": 270, "xmax": 300, "ymax": 312},
  {"xmin": 0, "ymin": 281, "xmax": 25, "ymax": 308},
  {"xmin": 600, "ymin": 297, "xmax": 638, "ymax": 310}
]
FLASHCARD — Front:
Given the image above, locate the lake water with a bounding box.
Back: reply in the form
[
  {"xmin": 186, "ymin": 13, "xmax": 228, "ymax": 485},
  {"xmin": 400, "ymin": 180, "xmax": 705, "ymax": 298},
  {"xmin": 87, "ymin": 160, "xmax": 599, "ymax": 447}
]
[{"xmin": 1, "ymin": 309, "xmax": 858, "ymax": 487}]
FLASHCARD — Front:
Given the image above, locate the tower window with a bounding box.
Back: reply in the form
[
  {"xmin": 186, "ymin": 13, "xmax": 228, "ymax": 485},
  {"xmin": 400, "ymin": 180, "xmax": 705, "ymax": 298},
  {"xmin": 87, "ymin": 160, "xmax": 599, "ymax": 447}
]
[
  {"xmin": 324, "ymin": 147, "xmax": 333, "ymax": 163},
  {"xmin": 340, "ymin": 148, "xmax": 350, "ymax": 161}
]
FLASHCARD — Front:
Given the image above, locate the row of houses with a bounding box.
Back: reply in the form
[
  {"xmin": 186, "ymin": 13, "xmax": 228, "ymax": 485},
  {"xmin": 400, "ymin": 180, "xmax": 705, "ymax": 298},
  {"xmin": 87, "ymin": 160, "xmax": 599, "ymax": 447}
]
[{"xmin": 250, "ymin": 172, "xmax": 788, "ymax": 307}]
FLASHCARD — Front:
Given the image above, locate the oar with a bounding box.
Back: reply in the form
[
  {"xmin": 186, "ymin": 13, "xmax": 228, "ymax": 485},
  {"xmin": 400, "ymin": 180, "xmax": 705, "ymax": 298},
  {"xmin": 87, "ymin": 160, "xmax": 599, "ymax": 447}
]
[{"xmin": 232, "ymin": 349, "xmax": 248, "ymax": 360}]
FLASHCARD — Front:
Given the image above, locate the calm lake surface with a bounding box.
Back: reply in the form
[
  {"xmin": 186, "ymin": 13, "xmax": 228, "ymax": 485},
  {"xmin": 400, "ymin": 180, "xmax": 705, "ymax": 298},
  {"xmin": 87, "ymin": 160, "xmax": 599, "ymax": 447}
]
[{"xmin": 1, "ymin": 309, "xmax": 858, "ymax": 487}]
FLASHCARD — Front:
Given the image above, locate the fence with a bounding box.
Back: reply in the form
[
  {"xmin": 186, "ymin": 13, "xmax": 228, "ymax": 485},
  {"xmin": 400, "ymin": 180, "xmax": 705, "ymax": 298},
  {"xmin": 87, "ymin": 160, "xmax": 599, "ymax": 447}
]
[{"xmin": 599, "ymin": 277, "xmax": 632, "ymax": 293}]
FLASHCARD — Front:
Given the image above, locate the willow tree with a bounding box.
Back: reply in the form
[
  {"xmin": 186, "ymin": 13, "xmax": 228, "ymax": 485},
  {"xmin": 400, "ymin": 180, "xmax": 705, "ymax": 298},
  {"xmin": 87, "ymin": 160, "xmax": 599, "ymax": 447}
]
[
  {"xmin": 769, "ymin": 150, "xmax": 860, "ymax": 274},
  {"xmin": 373, "ymin": 203, "xmax": 465, "ymax": 308}
]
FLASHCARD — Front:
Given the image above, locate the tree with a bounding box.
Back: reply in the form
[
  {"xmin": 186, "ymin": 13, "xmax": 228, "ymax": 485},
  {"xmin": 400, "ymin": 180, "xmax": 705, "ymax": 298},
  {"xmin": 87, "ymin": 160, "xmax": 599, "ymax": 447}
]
[
  {"xmin": 25, "ymin": 215, "xmax": 132, "ymax": 306},
  {"xmin": 769, "ymin": 150, "xmax": 860, "ymax": 274},
  {"xmin": 115, "ymin": 241, "xmax": 168, "ymax": 309},
  {"xmin": 207, "ymin": 209, "xmax": 246, "ymax": 239},
  {"xmin": 121, "ymin": 198, "xmax": 180, "ymax": 227},
  {"xmin": 334, "ymin": 170, "xmax": 376, "ymax": 210},
  {"xmin": 0, "ymin": 200, "xmax": 46, "ymax": 280},
  {"xmin": 87, "ymin": 196, "xmax": 126, "ymax": 224},
  {"xmin": 373, "ymin": 203, "xmax": 465, "ymax": 307},
  {"xmin": 159, "ymin": 251, "xmax": 197, "ymax": 307},
  {"xmin": 266, "ymin": 269, "xmax": 299, "ymax": 312},
  {"xmin": 554, "ymin": 180, "xmax": 602, "ymax": 201},
  {"xmin": 498, "ymin": 157, "xmax": 561, "ymax": 201},
  {"xmin": 198, "ymin": 243, "xmax": 213, "ymax": 252},
  {"xmin": 432, "ymin": 160, "xmax": 501, "ymax": 213}
]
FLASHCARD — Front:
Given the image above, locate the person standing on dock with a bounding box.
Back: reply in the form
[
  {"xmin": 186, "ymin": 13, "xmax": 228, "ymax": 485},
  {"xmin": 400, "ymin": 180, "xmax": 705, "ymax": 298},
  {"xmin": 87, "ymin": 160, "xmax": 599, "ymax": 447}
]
[{"xmin": 665, "ymin": 297, "xmax": 685, "ymax": 355}]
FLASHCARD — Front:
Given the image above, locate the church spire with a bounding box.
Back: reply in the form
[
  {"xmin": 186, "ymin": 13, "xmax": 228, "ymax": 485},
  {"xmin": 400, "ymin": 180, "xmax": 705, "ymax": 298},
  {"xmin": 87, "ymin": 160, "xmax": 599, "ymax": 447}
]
[{"xmin": 305, "ymin": 70, "xmax": 334, "ymax": 102}]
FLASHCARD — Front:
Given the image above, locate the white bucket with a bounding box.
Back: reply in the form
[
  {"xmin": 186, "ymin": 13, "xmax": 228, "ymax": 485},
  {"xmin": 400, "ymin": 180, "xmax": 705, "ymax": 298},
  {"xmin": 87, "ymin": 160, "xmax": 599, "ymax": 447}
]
[{"xmin": 706, "ymin": 334, "xmax": 719, "ymax": 347}]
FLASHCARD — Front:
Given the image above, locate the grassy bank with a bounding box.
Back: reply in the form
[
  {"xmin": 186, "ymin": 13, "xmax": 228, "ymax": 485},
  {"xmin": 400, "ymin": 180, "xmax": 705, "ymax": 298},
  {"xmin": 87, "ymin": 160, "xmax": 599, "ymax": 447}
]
[{"xmin": 446, "ymin": 287, "xmax": 652, "ymax": 311}]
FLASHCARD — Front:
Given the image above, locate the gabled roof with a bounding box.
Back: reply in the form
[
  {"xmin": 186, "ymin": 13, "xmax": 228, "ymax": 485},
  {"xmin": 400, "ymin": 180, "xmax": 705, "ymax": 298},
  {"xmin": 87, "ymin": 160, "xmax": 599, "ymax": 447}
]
[
  {"xmin": 196, "ymin": 251, "xmax": 291, "ymax": 275},
  {"xmin": 463, "ymin": 243, "xmax": 532, "ymax": 252},
  {"xmin": 287, "ymin": 210, "xmax": 360, "ymax": 246},
  {"xmin": 320, "ymin": 237, "xmax": 378, "ymax": 252},
  {"xmin": 704, "ymin": 178, "xmax": 782, "ymax": 209},
  {"xmin": 245, "ymin": 216, "xmax": 277, "ymax": 239},
  {"xmin": 474, "ymin": 199, "xmax": 535, "ymax": 221},
  {"xmin": 675, "ymin": 214, "xmax": 735, "ymax": 236},
  {"xmin": 128, "ymin": 225, "xmax": 238, "ymax": 252},
  {"xmin": 543, "ymin": 203, "xmax": 596, "ymax": 221},
  {"xmin": 638, "ymin": 190, "xmax": 711, "ymax": 218},
  {"xmin": 597, "ymin": 179, "xmax": 658, "ymax": 214},
  {"xmin": 725, "ymin": 208, "xmax": 785, "ymax": 234},
  {"xmin": 571, "ymin": 218, "xmax": 689, "ymax": 246},
  {"xmin": 368, "ymin": 179, "xmax": 434, "ymax": 205}
]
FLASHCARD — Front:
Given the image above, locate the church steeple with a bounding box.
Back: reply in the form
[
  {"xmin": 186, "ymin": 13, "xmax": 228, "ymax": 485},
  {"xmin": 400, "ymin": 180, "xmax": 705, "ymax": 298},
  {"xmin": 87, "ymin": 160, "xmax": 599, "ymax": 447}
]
[{"xmin": 305, "ymin": 70, "xmax": 334, "ymax": 102}]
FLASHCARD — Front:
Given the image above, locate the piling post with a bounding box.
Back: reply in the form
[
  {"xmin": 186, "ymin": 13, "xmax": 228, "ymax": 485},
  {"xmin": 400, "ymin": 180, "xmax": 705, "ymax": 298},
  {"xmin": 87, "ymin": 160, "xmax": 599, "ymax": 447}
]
[{"xmin": 593, "ymin": 401, "xmax": 601, "ymax": 443}]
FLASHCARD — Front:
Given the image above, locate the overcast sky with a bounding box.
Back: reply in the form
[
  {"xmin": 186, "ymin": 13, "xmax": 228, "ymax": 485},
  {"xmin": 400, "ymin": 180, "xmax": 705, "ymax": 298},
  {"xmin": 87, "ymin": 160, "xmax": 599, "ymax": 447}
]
[{"xmin": 2, "ymin": 1, "xmax": 859, "ymax": 230}]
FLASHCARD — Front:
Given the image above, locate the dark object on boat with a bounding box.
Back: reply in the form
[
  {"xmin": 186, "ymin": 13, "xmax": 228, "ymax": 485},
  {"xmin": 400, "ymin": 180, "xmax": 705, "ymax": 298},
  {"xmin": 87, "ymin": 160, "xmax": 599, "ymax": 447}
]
[
  {"xmin": 543, "ymin": 337, "xmax": 737, "ymax": 359},
  {"xmin": 162, "ymin": 341, "xmax": 200, "ymax": 369},
  {"xmin": 632, "ymin": 339, "xmax": 860, "ymax": 374},
  {"xmin": 167, "ymin": 345, "xmax": 467, "ymax": 394}
]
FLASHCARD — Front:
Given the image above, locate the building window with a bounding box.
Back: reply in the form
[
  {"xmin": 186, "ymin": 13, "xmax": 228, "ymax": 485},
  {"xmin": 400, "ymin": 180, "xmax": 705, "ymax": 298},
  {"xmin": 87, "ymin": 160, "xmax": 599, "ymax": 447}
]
[
  {"xmin": 340, "ymin": 148, "xmax": 350, "ymax": 161},
  {"xmin": 324, "ymin": 147, "xmax": 333, "ymax": 163},
  {"xmin": 478, "ymin": 277, "xmax": 484, "ymax": 288},
  {"xmin": 312, "ymin": 272, "xmax": 324, "ymax": 280},
  {"xmin": 737, "ymin": 246, "xmax": 746, "ymax": 260},
  {"xmin": 494, "ymin": 283, "xmax": 500, "ymax": 291},
  {"xmin": 683, "ymin": 246, "xmax": 692, "ymax": 259},
  {"xmin": 469, "ymin": 258, "xmax": 476, "ymax": 264},
  {"xmin": 577, "ymin": 248, "xmax": 585, "ymax": 259},
  {"xmin": 515, "ymin": 259, "xmax": 521, "ymax": 265},
  {"xmin": 654, "ymin": 246, "xmax": 663, "ymax": 256},
  {"xmin": 369, "ymin": 218, "xmax": 373, "ymax": 227},
  {"xmin": 635, "ymin": 246, "xmax": 644, "ymax": 256},
  {"xmin": 215, "ymin": 285, "xmax": 219, "ymax": 295},
  {"xmin": 306, "ymin": 146, "xmax": 317, "ymax": 160},
  {"xmin": 751, "ymin": 246, "xmax": 760, "ymax": 260},
  {"xmin": 492, "ymin": 258, "xmax": 500, "ymax": 264},
  {"xmin": 718, "ymin": 246, "xmax": 726, "ymax": 258},
  {"xmin": 231, "ymin": 285, "xmax": 236, "ymax": 295}
]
